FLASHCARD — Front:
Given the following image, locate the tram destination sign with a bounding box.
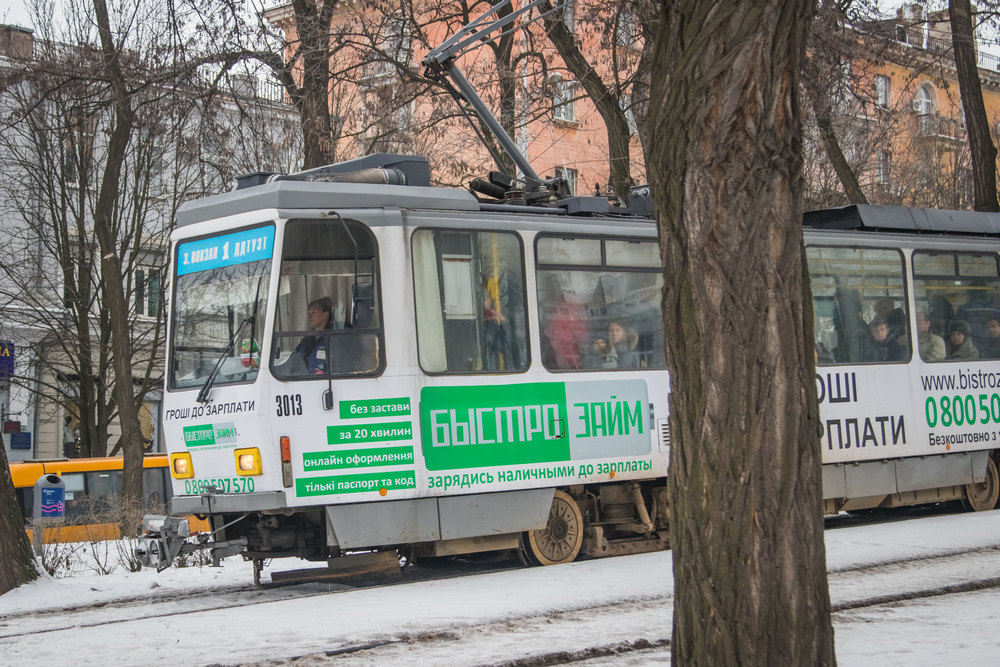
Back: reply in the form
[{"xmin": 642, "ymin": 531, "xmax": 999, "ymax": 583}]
[
  {"xmin": 176, "ymin": 225, "xmax": 275, "ymax": 276},
  {"xmin": 420, "ymin": 380, "xmax": 650, "ymax": 471}
]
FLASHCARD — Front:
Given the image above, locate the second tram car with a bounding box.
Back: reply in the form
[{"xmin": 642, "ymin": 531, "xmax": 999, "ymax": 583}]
[{"xmin": 139, "ymin": 158, "xmax": 1000, "ymax": 575}]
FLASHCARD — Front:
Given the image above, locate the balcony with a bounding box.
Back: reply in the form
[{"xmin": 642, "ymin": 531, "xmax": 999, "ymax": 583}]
[{"xmin": 915, "ymin": 113, "xmax": 963, "ymax": 143}]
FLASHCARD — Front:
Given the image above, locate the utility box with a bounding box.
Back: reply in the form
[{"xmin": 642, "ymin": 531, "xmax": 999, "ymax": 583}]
[{"xmin": 33, "ymin": 474, "xmax": 65, "ymax": 520}]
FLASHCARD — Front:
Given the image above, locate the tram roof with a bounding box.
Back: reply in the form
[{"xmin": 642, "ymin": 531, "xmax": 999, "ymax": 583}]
[
  {"xmin": 176, "ymin": 180, "xmax": 482, "ymax": 228},
  {"xmin": 803, "ymin": 204, "xmax": 1000, "ymax": 236}
]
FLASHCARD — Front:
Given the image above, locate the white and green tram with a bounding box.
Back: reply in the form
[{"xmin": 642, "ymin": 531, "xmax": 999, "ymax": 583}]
[
  {"xmin": 140, "ymin": 155, "xmax": 1000, "ymax": 574},
  {"xmin": 144, "ymin": 155, "xmax": 671, "ymax": 573},
  {"xmin": 805, "ymin": 205, "xmax": 1000, "ymax": 515}
]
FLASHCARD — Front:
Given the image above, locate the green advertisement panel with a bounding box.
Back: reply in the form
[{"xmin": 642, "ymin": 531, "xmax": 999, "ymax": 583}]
[
  {"xmin": 339, "ymin": 397, "xmax": 411, "ymax": 420},
  {"xmin": 420, "ymin": 380, "xmax": 650, "ymax": 471},
  {"xmin": 182, "ymin": 422, "xmax": 238, "ymax": 448},
  {"xmin": 421, "ymin": 383, "xmax": 569, "ymax": 470},
  {"xmin": 327, "ymin": 421, "xmax": 413, "ymax": 445},
  {"xmin": 296, "ymin": 470, "xmax": 416, "ymax": 497},
  {"xmin": 303, "ymin": 446, "xmax": 414, "ymax": 471}
]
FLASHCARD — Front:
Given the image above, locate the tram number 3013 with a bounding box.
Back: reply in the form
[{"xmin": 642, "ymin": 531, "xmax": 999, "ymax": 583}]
[{"xmin": 275, "ymin": 393, "xmax": 303, "ymax": 417}]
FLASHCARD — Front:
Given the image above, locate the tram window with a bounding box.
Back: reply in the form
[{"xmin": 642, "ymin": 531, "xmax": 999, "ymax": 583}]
[
  {"xmin": 912, "ymin": 252, "xmax": 1000, "ymax": 360},
  {"xmin": 807, "ymin": 247, "xmax": 909, "ymax": 365},
  {"xmin": 170, "ymin": 223, "xmax": 273, "ymax": 390},
  {"xmin": 271, "ymin": 218, "xmax": 383, "ymax": 379},
  {"xmin": 536, "ymin": 237, "xmax": 602, "ymax": 265},
  {"xmin": 605, "ymin": 240, "xmax": 660, "ymax": 268},
  {"xmin": 413, "ymin": 229, "xmax": 529, "ymax": 373},
  {"xmin": 536, "ymin": 236, "xmax": 665, "ymax": 371}
]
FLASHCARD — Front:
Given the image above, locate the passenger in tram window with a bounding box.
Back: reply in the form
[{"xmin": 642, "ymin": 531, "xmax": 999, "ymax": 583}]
[
  {"xmin": 911, "ymin": 310, "xmax": 946, "ymax": 361},
  {"xmin": 978, "ymin": 318, "xmax": 1000, "ymax": 359},
  {"xmin": 957, "ymin": 280, "xmax": 1000, "ymax": 344},
  {"xmin": 540, "ymin": 275, "xmax": 589, "ymax": 369},
  {"xmin": 295, "ymin": 297, "xmax": 334, "ymax": 374},
  {"xmin": 928, "ymin": 295, "xmax": 955, "ymax": 338},
  {"xmin": 590, "ymin": 321, "xmax": 640, "ymax": 369},
  {"xmin": 947, "ymin": 320, "xmax": 979, "ymax": 360},
  {"xmin": 482, "ymin": 295, "xmax": 511, "ymax": 371},
  {"xmin": 833, "ymin": 287, "xmax": 870, "ymax": 363},
  {"xmin": 865, "ymin": 318, "xmax": 905, "ymax": 362},
  {"xmin": 873, "ymin": 297, "xmax": 907, "ymax": 343}
]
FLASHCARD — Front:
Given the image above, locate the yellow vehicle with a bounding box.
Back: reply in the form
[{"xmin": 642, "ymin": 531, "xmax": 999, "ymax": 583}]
[{"xmin": 11, "ymin": 455, "xmax": 205, "ymax": 543}]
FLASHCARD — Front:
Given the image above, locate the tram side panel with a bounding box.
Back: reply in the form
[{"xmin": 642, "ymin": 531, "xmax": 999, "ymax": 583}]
[
  {"xmin": 259, "ymin": 219, "xmax": 671, "ymax": 554},
  {"xmin": 809, "ymin": 238, "xmax": 1000, "ymax": 512}
]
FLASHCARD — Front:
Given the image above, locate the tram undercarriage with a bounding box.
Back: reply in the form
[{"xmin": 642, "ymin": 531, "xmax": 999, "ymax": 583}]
[{"xmin": 140, "ymin": 479, "xmax": 670, "ymax": 579}]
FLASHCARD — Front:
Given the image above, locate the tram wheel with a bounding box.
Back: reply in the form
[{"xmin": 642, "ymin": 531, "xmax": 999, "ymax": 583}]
[
  {"xmin": 520, "ymin": 490, "xmax": 583, "ymax": 566},
  {"xmin": 963, "ymin": 456, "xmax": 1000, "ymax": 512}
]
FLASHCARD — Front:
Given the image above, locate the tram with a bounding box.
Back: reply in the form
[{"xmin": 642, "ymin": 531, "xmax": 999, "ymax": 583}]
[
  {"xmin": 137, "ymin": 1, "xmax": 999, "ymax": 574},
  {"xmin": 139, "ymin": 155, "xmax": 670, "ymax": 574},
  {"xmin": 805, "ymin": 205, "xmax": 1000, "ymax": 514},
  {"xmin": 138, "ymin": 154, "xmax": 1000, "ymax": 575}
]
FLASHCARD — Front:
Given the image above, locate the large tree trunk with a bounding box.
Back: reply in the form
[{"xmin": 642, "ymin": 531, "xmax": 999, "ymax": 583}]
[
  {"xmin": 950, "ymin": 0, "xmax": 999, "ymax": 212},
  {"xmin": 0, "ymin": 441, "xmax": 38, "ymax": 594},
  {"xmin": 647, "ymin": 1, "xmax": 835, "ymax": 663}
]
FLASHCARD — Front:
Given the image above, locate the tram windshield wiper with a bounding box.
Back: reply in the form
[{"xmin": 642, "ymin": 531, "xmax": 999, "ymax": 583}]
[
  {"xmin": 196, "ymin": 276, "xmax": 264, "ymax": 404},
  {"xmin": 196, "ymin": 314, "xmax": 252, "ymax": 404}
]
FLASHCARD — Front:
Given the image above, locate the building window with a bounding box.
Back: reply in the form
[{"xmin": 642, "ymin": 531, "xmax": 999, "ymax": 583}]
[
  {"xmin": 875, "ymin": 150, "xmax": 891, "ymax": 186},
  {"xmin": 554, "ymin": 167, "xmax": 578, "ymax": 196},
  {"xmin": 551, "ymin": 77, "xmax": 575, "ymax": 123},
  {"xmin": 913, "ymin": 84, "xmax": 934, "ymax": 115},
  {"xmin": 615, "ymin": 10, "xmax": 639, "ymax": 47},
  {"xmin": 64, "ymin": 114, "xmax": 96, "ymax": 186},
  {"xmin": 136, "ymin": 267, "xmax": 162, "ymax": 318},
  {"xmin": 874, "ymin": 74, "xmax": 891, "ymax": 108},
  {"xmin": 554, "ymin": 0, "xmax": 575, "ymax": 30},
  {"xmin": 621, "ymin": 94, "xmax": 637, "ymax": 135},
  {"xmin": 363, "ymin": 10, "xmax": 411, "ymax": 82}
]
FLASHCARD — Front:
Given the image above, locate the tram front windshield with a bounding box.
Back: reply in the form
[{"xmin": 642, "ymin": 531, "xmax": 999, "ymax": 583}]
[{"xmin": 170, "ymin": 225, "xmax": 274, "ymax": 390}]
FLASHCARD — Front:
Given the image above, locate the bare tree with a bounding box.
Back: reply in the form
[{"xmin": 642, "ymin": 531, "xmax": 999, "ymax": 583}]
[
  {"xmin": 950, "ymin": 0, "xmax": 999, "ymax": 211},
  {"xmin": 647, "ymin": 0, "xmax": 836, "ymax": 662},
  {"xmin": 535, "ymin": 0, "xmax": 640, "ymax": 202},
  {"xmin": 0, "ymin": 441, "xmax": 37, "ymax": 594},
  {"xmin": 0, "ymin": 0, "xmax": 236, "ymax": 516},
  {"xmin": 804, "ymin": 0, "xmax": 869, "ymax": 205}
]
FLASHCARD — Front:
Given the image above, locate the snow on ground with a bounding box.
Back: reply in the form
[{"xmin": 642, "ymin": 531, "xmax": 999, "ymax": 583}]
[{"xmin": 2, "ymin": 510, "xmax": 1000, "ymax": 665}]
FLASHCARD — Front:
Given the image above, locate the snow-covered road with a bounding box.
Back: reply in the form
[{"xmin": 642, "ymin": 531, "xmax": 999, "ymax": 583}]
[{"xmin": 3, "ymin": 509, "xmax": 1000, "ymax": 665}]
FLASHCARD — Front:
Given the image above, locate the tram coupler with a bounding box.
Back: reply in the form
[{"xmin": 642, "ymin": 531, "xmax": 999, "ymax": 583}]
[{"xmin": 135, "ymin": 514, "xmax": 246, "ymax": 572}]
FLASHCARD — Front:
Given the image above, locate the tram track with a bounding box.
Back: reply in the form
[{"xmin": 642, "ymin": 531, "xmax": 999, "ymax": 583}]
[
  {"xmin": 246, "ymin": 546, "xmax": 1000, "ymax": 666},
  {"xmin": 5, "ymin": 542, "xmax": 1000, "ymax": 665},
  {"xmin": 0, "ymin": 558, "xmax": 518, "ymax": 639}
]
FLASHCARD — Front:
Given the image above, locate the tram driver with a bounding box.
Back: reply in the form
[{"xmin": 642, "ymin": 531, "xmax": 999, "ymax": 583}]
[{"xmin": 296, "ymin": 297, "xmax": 335, "ymax": 374}]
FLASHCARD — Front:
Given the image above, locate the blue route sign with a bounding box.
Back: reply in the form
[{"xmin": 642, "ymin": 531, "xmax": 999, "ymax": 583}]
[
  {"xmin": 0, "ymin": 340, "xmax": 13, "ymax": 377},
  {"xmin": 10, "ymin": 431, "xmax": 30, "ymax": 450}
]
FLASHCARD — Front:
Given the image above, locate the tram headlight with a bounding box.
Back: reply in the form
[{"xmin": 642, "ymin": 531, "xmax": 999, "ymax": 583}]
[
  {"xmin": 170, "ymin": 453, "xmax": 194, "ymax": 479},
  {"xmin": 235, "ymin": 447, "xmax": 263, "ymax": 476}
]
